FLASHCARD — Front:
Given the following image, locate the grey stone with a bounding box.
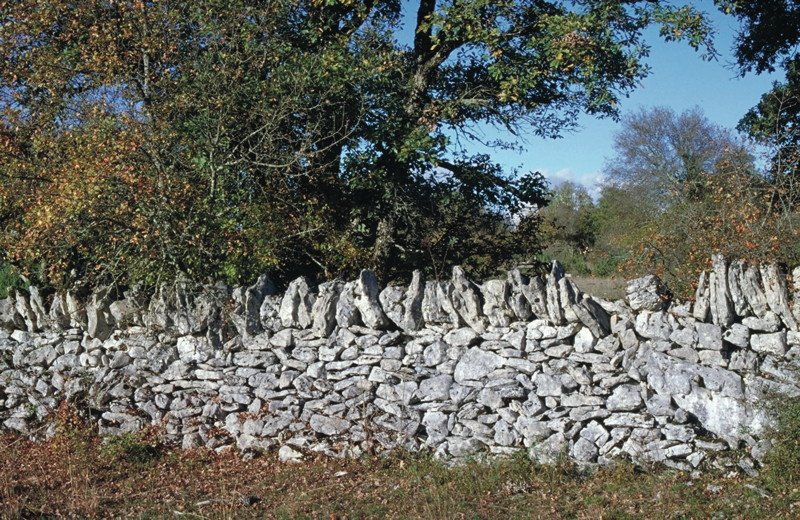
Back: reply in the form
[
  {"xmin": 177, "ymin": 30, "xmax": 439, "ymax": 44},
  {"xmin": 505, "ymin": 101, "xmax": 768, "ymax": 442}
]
[
  {"xmin": 421, "ymin": 282, "xmax": 460, "ymax": 328},
  {"xmin": 418, "ymin": 375, "xmax": 453, "ymax": 402},
  {"xmin": 506, "ymin": 270, "xmax": 533, "ymax": 321},
  {"xmin": 278, "ymin": 445, "xmax": 304, "ymax": 463},
  {"xmin": 448, "ymin": 437, "xmax": 486, "ymax": 457},
  {"xmin": 422, "ymin": 411, "xmax": 450, "ymax": 444},
  {"xmin": 176, "ymin": 335, "xmax": 213, "ymax": 364},
  {"xmin": 742, "ymin": 311, "xmax": 782, "ymax": 332},
  {"xmin": 546, "ymin": 261, "xmax": 566, "ymax": 325},
  {"xmin": 710, "ymin": 255, "xmax": 735, "ymax": 327},
  {"xmin": 693, "ymin": 271, "xmax": 710, "ymax": 322},
  {"xmin": 627, "ymin": 275, "xmax": 670, "ymax": 312},
  {"xmin": 308, "ymin": 414, "xmax": 352, "ymax": 436},
  {"xmin": 354, "ymin": 270, "xmax": 389, "ymax": 330},
  {"xmin": 572, "ymin": 437, "xmax": 598, "ymax": 462},
  {"xmin": 751, "ymin": 331, "xmax": 788, "ymax": 356},
  {"xmin": 451, "ymin": 267, "xmax": 487, "ymax": 332},
  {"xmin": 454, "ymin": 347, "xmax": 503, "ymax": 382},
  {"xmin": 444, "ymin": 327, "xmax": 480, "ymax": 347},
  {"xmin": 533, "ymin": 373, "xmax": 563, "ymax": 397},
  {"xmin": 482, "ymin": 279, "xmax": 513, "ymax": 327},
  {"xmin": 669, "ymin": 325, "xmax": 698, "ymax": 349},
  {"xmin": 558, "ymin": 277, "xmax": 580, "ymax": 323},
  {"xmin": 523, "ymin": 276, "xmax": 549, "ymax": 320},
  {"xmin": 673, "ymin": 387, "xmax": 764, "ymax": 447},
  {"xmin": 336, "ymin": 282, "xmax": 361, "ymax": 328},
  {"xmin": 606, "ymin": 384, "xmax": 644, "ymax": 411},
  {"xmin": 635, "ymin": 311, "xmax": 672, "ymax": 340},
  {"xmin": 696, "ymin": 322, "xmax": 723, "ymax": 350},
  {"xmin": 761, "ymin": 263, "xmax": 797, "ymax": 331},
  {"xmin": 311, "ymin": 281, "xmax": 342, "ymax": 337},
  {"xmin": 279, "ymin": 277, "xmax": 317, "ymax": 329},
  {"xmin": 723, "ymin": 323, "xmax": 750, "ymax": 348}
]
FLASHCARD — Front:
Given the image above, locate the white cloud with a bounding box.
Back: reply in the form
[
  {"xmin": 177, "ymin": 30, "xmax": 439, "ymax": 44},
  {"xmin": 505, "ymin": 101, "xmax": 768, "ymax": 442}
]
[{"xmin": 538, "ymin": 168, "xmax": 606, "ymax": 200}]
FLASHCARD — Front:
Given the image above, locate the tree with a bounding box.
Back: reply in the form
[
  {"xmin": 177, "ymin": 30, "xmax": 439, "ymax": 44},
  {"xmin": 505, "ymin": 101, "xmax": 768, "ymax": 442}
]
[
  {"xmin": 0, "ymin": 0, "xmax": 718, "ymax": 287},
  {"xmin": 721, "ymin": 1, "xmax": 800, "ymax": 196},
  {"xmin": 602, "ymin": 106, "xmax": 752, "ymax": 207}
]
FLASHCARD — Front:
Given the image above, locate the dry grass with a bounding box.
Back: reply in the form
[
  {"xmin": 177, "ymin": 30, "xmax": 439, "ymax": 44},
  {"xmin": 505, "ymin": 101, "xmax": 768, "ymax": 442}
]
[
  {"xmin": 2, "ymin": 421, "xmax": 799, "ymax": 520},
  {"xmin": 568, "ymin": 275, "xmax": 628, "ymax": 301}
]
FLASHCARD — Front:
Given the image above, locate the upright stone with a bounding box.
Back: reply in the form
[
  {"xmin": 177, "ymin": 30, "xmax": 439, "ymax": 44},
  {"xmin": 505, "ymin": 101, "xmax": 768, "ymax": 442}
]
[
  {"xmin": 279, "ymin": 277, "xmax": 317, "ymax": 329},
  {"xmin": 355, "ymin": 270, "xmax": 389, "ymax": 329},
  {"xmin": 421, "ymin": 282, "xmax": 461, "ymax": 328},
  {"xmin": 739, "ymin": 264, "xmax": 769, "ymax": 320},
  {"xmin": 311, "ymin": 281, "xmax": 342, "ymax": 337},
  {"xmin": 336, "ymin": 281, "xmax": 361, "ymax": 328},
  {"xmin": 402, "ymin": 270, "xmax": 425, "ymax": 331},
  {"xmin": 233, "ymin": 274, "xmax": 275, "ymax": 336},
  {"xmin": 558, "ymin": 277, "xmax": 580, "ymax": 323},
  {"xmin": 627, "ymin": 275, "xmax": 670, "ymax": 312},
  {"xmin": 727, "ymin": 260, "xmax": 749, "ymax": 317},
  {"xmin": 47, "ymin": 293, "xmax": 71, "ymax": 329},
  {"xmin": 0, "ymin": 296, "xmax": 24, "ymax": 330},
  {"xmin": 65, "ymin": 288, "xmax": 88, "ymax": 329},
  {"xmin": 451, "ymin": 266, "xmax": 487, "ymax": 332},
  {"xmin": 693, "ymin": 271, "xmax": 710, "ymax": 322},
  {"xmin": 576, "ymin": 294, "xmax": 611, "ymax": 337},
  {"xmin": 86, "ymin": 286, "xmax": 114, "ymax": 340},
  {"xmin": 28, "ymin": 286, "xmax": 49, "ymax": 329},
  {"xmin": 793, "ymin": 266, "xmax": 800, "ymax": 325},
  {"xmin": 546, "ymin": 261, "xmax": 565, "ymax": 325},
  {"xmin": 506, "ymin": 269, "xmax": 533, "ymax": 321},
  {"xmin": 482, "ymin": 279, "xmax": 513, "ymax": 327},
  {"xmin": 709, "ymin": 255, "xmax": 734, "ymax": 327},
  {"xmin": 760, "ymin": 263, "xmax": 798, "ymax": 331},
  {"xmin": 379, "ymin": 285, "xmax": 405, "ymax": 329},
  {"xmin": 14, "ymin": 291, "xmax": 39, "ymax": 332},
  {"xmin": 523, "ymin": 275, "xmax": 549, "ymax": 319}
]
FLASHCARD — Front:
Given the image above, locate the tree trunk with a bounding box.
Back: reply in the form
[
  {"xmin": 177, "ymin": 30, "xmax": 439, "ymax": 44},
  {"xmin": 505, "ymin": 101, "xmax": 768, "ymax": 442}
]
[{"xmin": 372, "ymin": 213, "xmax": 396, "ymax": 284}]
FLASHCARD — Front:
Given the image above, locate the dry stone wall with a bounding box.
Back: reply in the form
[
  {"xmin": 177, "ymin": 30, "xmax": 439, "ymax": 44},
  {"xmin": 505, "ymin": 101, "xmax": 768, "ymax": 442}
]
[{"xmin": 1, "ymin": 254, "xmax": 799, "ymax": 472}]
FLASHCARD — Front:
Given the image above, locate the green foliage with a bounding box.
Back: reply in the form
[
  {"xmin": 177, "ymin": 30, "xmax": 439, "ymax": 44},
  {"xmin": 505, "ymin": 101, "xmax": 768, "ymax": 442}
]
[
  {"xmin": 0, "ymin": 1, "xmax": 718, "ymax": 288},
  {"xmin": 0, "ymin": 264, "xmax": 26, "ymax": 298},
  {"xmin": 100, "ymin": 431, "xmax": 162, "ymax": 465},
  {"xmin": 763, "ymin": 393, "xmax": 800, "ymax": 490}
]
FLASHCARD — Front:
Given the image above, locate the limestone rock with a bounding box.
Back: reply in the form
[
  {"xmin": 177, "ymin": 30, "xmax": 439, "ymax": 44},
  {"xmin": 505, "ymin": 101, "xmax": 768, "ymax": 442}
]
[
  {"xmin": 482, "ymin": 279, "xmax": 513, "ymax": 327},
  {"xmin": 336, "ymin": 281, "xmax": 361, "ymax": 328},
  {"xmin": 760, "ymin": 263, "xmax": 798, "ymax": 331},
  {"xmin": 546, "ymin": 261, "xmax": 566, "ymax": 325},
  {"xmin": 279, "ymin": 277, "xmax": 317, "ymax": 329},
  {"xmin": 421, "ymin": 282, "xmax": 460, "ymax": 328},
  {"xmin": 709, "ymin": 255, "xmax": 734, "ymax": 327},
  {"xmin": 0, "ymin": 297, "xmax": 24, "ymax": 330},
  {"xmin": 451, "ymin": 267, "xmax": 487, "ymax": 332},
  {"xmin": 693, "ymin": 271, "xmax": 710, "ymax": 322},
  {"xmin": 312, "ymin": 281, "xmax": 342, "ymax": 337},
  {"xmin": 728, "ymin": 260, "xmax": 749, "ymax": 317},
  {"xmin": 506, "ymin": 270, "xmax": 533, "ymax": 321},
  {"xmin": 454, "ymin": 347, "xmax": 503, "ymax": 383},
  {"xmin": 627, "ymin": 275, "xmax": 670, "ymax": 312},
  {"xmin": 354, "ymin": 270, "xmax": 389, "ymax": 330},
  {"xmin": 741, "ymin": 264, "xmax": 770, "ymax": 318}
]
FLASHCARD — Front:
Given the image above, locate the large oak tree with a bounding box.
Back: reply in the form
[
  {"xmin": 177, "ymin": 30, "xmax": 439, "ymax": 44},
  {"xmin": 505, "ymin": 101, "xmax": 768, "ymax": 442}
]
[{"xmin": 0, "ymin": 0, "xmax": 715, "ymax": 287}]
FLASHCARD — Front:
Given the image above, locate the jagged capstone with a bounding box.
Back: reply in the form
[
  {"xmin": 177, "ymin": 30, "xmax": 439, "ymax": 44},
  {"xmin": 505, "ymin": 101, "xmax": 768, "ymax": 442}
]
[{"xmin": 0, "ymin": 256, "xmax": 797, "ymax": 474}]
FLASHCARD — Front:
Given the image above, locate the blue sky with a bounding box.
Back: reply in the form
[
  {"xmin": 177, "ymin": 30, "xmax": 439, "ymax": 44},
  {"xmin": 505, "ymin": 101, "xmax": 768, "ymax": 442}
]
[{"xmin": 402, "ymin": 4, "xmax": 782, "ymax": 196}]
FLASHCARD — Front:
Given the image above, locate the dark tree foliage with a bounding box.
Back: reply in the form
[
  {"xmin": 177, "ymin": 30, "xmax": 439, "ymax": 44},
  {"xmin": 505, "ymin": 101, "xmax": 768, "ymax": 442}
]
[{"xmin": 0, "ymin": 0, "xmax": 716, "ymax": 287}]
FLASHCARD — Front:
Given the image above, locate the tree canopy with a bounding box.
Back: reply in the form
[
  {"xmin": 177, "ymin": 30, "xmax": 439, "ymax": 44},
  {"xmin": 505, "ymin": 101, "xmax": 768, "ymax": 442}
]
[{"xmin": 0, "ymin": 0, "xmax": 717, "ymax": 288}]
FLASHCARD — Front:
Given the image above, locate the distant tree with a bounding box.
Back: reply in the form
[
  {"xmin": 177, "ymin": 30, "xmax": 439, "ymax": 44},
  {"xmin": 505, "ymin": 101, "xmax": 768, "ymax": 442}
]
[{"xmin": 602, "ymin": 106, "xmax": 753, "ymax": 207}]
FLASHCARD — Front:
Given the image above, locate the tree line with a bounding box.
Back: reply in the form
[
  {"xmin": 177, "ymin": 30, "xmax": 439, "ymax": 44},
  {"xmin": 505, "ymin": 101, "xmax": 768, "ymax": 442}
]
[{"xmin": 0, "ymin": 0, "xmax": 797, "ymax": 295}]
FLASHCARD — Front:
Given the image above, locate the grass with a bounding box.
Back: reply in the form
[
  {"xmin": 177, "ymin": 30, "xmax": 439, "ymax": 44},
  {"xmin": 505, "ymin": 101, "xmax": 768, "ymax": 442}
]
[
  {"xmin": 2, "ymin": 415, "xmax": 800, "ymax": 520},
  {"xmin": 569, "ymin": 275, "xmax": 628, "ymax": 301}
]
